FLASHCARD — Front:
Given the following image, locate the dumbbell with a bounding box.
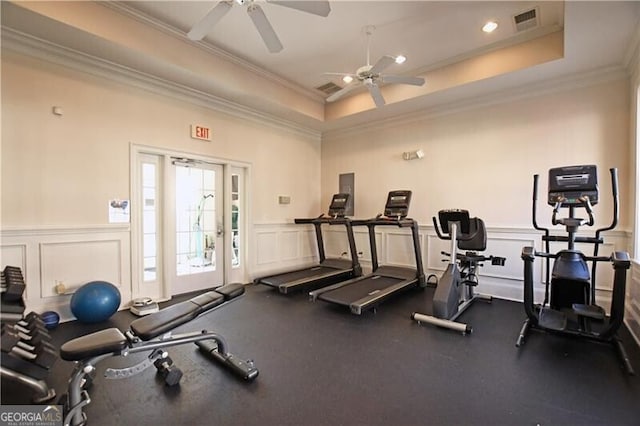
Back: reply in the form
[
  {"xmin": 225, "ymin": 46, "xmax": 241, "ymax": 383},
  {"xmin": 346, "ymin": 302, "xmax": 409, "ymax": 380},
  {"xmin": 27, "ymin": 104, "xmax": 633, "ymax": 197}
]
[
  {"xmin": 154, "ymin": 355, "xmax": 183, "ymax": 386},
  {"xmin": 17, "ymin": 312, "xmax": 47, "ymax": 331},
  {"xmin": 12, "ymin": 323, "xmax": 52, "ymax": 347},
  {"xmin": 1, "ymin": 269, "xmax": 26, "ymax": 302},
  {"xmin": 1, "ymin": 326, "xmax": 57, "ymax": 370},
  {"xmin": 3, "ymin": 322, "xmax": 54, "ymax": 354}
]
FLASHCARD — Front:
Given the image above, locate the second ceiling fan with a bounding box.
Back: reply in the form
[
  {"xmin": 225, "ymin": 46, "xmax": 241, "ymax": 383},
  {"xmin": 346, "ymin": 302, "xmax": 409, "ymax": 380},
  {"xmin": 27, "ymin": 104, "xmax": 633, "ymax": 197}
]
[
  {"xmin": 326, "ymin": 26, "xmax": 425, "ymax": 108},
  {"xmin": 188, "ymin": 0, "xmax": 331, "ymax": 53}
]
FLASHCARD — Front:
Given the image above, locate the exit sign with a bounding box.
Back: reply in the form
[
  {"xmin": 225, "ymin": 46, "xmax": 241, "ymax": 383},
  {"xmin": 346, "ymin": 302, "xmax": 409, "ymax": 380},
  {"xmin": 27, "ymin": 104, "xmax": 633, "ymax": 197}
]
[{"xmin": 191, "ymin": 124, "xmax": 211, "ymax": 141}]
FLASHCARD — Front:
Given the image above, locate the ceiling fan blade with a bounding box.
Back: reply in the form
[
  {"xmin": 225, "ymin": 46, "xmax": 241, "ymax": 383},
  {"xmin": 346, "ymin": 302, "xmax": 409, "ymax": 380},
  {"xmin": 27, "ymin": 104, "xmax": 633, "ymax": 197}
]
[
  {"xmin": 369, "ymin": 55, "xmax": 396, "ymax": 75},
  {"xmin": 247, "ymin": 3, "xmax": 283, "ymax": 53},
  {"xmin": 367, "ymin": 84, "xmax": 386, "ymax": 108},
  {"xmin": 187, "ymin": 1, "xmax": 233, "ymax": 41},
  {"xmin": 381, "ymin": 75, "xmax": 425, "ymax": 86},
  {"xmin": 267, "ymin": 1, "xmax": 331, "ymax": 17},
  {"xmin": 326, "ymin": 83, "xmax": 360, "ymax": 103},
  {"xmin": 324, "ymin": 72, "xmax": 356, "ymax": 77}
]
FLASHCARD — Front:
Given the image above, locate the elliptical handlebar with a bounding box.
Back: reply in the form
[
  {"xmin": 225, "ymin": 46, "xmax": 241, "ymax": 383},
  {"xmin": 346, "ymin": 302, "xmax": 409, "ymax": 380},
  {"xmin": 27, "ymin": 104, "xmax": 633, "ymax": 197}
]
[
  {"xmin": 595, "ymin": 168, "xmax": 619, "ymax": 235},
  {"xmin": 532, "ymin": 174, "xmax": 550, "ymax": 234}
]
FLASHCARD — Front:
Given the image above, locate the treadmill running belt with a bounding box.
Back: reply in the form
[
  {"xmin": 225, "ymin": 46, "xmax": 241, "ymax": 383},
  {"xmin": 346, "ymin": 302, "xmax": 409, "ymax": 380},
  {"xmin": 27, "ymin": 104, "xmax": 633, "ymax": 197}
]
[
  {"xmin": 318, "ymin": 276, "xmax": 403, "ymax": 305},
  {"xmin": 260, "ymin": 266, "xmax": 339, "ymax": 286}
]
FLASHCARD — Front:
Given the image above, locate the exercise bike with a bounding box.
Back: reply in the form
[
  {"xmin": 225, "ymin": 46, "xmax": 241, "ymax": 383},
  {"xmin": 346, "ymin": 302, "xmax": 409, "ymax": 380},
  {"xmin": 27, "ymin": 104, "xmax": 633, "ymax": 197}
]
[
  {"xmin": 516, "ymin": 165, "xmax": 633, "ymax": 375},
  {"xmin": 412, "ymin": 209, "xmax": 505, "ymax": 334}
]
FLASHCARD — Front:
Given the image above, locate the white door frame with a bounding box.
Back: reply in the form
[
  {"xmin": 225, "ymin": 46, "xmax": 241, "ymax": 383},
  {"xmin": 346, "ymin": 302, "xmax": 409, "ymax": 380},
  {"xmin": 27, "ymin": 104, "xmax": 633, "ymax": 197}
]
[{"xmin": 130, "ymin": 144, "xmax": 251, "ymax": 301}]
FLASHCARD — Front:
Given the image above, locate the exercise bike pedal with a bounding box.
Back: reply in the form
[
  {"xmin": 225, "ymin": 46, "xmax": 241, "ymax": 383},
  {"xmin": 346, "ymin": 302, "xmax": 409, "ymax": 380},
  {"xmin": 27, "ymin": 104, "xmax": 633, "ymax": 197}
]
[
  {"xmin": 538, "ymin": 307, "xmax": 567, "ymax": 331},
  {"xmin": 572, "ymin": 303, "xmax": 606, "ymax": 321}
]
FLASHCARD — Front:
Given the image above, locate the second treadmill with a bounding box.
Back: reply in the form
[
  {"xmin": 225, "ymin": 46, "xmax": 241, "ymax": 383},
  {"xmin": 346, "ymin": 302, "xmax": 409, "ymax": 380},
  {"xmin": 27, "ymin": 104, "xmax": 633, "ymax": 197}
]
[{"xmin": 310, "ymin": 190, "xmax": 426, "ymax": 314}]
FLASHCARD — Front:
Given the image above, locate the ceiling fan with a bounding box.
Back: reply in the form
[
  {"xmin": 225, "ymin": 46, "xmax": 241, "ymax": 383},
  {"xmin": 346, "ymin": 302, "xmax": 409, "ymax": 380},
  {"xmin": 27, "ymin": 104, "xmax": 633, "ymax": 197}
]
[
  {"xmin": 325, "ymin": 26, "xmax": 425, "ymax": 108},
  {"xmin": 187, "ymin": 0, "xmax": 331, "ymax": 53}
]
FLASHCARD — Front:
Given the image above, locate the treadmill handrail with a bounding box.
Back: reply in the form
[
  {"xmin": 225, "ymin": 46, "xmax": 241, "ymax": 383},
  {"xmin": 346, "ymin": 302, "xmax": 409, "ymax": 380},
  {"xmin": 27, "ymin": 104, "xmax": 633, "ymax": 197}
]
[
  {"xmin": 294, "ymin": 214, "xmax": 324, "ymax": 224},
  {"xmin": 351, "ymin": 216, "xmax": 418, "ymax": 227}
]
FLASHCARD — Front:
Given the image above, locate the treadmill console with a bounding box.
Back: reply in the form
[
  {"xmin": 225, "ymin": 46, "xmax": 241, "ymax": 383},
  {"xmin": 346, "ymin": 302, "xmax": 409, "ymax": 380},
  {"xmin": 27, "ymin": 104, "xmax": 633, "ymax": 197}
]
[
  {"xmin": 438, "ymin": 209, "xmax": 471, "ymax": 235},
  {"xmin": 384, "ymin": 190, "xmax": 412, "ymax": 219},
  {"xmin": 548, "ymin": 165, "xmax": 598, "ymax": 207},
  {"xmin": 327, "ymin": 193, "xmax": 350, "ymax": 218}
]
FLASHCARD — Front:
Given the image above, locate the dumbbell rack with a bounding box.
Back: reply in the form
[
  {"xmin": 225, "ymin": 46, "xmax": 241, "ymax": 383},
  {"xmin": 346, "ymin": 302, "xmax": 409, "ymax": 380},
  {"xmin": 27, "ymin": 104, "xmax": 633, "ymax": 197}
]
[{"xmin": 1, "ymin": 266, "xmax": 58, "ymax": 402}]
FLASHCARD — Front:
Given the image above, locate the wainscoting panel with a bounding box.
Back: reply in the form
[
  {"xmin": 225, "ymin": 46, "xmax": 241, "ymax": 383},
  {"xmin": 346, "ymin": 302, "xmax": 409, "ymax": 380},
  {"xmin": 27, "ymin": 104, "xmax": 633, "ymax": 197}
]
[
  {"xmin": 385, "ymin": 229, "xmax": 419, "ymax": 267},
  {"xmin": 40, "ymin": 240, "xmax": 123, "ymax": 298},
  {"xmin": 324, "ymin": 228, "xmax": 383, "ymax": 271},
  {"xmin": 280, "ymin": 230, "xmax": 299, "ymax": 261},
  {"xmin": 300, "ymin": 229, "xmax": 317, "ymax": 259},
  {"xmin": 252, "ymin": 224, "xmax": 317, "ymax": 278},
  {"xmin": 255, "ymin": 230, "xmax": 278, "ymax": 265},
  {"xmin": 627, "ymin": 262, "xmax": 640, "ymax": 346},
  {"xmin": 425, "ymin": 235, "xmax": 450, "ymax": 272},
  {"xmin": 0, "ymin": 226, "xmax": 131, "ymax": 321}
]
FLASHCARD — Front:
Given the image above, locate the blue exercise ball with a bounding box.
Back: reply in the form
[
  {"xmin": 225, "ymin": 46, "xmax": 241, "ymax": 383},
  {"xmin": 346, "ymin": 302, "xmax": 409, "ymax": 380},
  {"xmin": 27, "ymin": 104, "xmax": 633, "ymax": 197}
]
[{"xmin": 70, "ymin": 281, "xmax": 121, "ymax": 323}]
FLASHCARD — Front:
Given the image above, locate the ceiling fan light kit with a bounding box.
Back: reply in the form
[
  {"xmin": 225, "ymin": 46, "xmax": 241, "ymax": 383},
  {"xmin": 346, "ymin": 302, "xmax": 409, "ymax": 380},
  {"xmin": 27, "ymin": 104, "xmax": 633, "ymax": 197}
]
[{"xmin": 325, "ymin": 26, "xmax": 425, "ymax": 108}]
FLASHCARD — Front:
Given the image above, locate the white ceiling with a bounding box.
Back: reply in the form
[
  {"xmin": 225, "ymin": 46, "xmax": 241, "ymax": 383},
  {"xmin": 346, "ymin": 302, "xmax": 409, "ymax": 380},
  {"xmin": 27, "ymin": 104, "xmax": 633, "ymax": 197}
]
[
  {"xmin": 2, "ymin": 1, "xmax": 640, "ymax": 132},
  {"xmin": 122, "ymin": 1, "xmax": 565, "ymax": 91}
]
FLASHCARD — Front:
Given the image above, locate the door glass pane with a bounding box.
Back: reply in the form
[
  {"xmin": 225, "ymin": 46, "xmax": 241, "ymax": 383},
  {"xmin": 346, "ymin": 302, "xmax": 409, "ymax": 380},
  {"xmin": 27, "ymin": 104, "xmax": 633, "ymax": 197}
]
[
  {"xmin": 142, "ymin": 162, "xmax": 157, "ymax": 282},
  {"xmin": 175, "ymin": 164, "xmax": 217, "ymax": 276},
  {"xmin": 231, "ymin": 174, "xmax": 240, "ymax": 268}
]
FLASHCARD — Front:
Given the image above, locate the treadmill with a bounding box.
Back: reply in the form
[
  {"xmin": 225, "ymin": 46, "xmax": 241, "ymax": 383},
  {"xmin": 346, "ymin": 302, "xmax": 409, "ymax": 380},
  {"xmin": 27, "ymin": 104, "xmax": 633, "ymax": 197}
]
[
  {"xmin": 310, "ymin": 190, "xmax": 426, "ymax": 315},
  {"xmin": 254, "ymin": 193, "xmax": 362, "ymax": 294}
]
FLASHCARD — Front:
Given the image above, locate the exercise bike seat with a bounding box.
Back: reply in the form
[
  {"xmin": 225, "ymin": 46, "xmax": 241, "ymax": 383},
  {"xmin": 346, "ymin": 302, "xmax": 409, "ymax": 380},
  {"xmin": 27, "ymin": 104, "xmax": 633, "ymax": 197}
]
[{"xmin": 458, "ymin": 218, "xmax": 487, "ymax": 252}]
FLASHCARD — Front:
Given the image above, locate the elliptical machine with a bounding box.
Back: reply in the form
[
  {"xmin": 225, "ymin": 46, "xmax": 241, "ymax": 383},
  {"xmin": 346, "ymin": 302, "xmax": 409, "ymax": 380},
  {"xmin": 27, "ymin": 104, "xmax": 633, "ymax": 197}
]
[
  {"xmin": 517, "ymin": 165, "xmax": 633, "ymax": 375},
  {"xmin": 412, "ymin": 209, "xmax": 505, "ymax": 334}
]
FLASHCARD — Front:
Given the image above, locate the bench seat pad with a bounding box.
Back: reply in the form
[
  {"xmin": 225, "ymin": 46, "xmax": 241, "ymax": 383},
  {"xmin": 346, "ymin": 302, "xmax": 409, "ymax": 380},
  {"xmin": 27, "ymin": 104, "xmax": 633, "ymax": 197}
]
[
  {"xmin": 215, "ymin": 283, "xmax": 245, "ymax": 300},
  {"xmin": 60, "ymin": 328, "xmax": 128, "ymax": 361},
  {"xmin": 131, "ymin": 291, "xmax": 225, "ymax": 341}
]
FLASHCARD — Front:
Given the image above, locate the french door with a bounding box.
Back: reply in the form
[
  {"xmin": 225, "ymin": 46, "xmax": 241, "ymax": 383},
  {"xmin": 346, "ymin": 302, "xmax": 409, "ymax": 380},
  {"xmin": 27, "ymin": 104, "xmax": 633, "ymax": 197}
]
[
  {"xmin": 132, "ymin": 147, "xmax": 247, "ymax": 300},
  {"xmin": 171, "ymin": 160, "xmax": 224, "ymax": 294}
]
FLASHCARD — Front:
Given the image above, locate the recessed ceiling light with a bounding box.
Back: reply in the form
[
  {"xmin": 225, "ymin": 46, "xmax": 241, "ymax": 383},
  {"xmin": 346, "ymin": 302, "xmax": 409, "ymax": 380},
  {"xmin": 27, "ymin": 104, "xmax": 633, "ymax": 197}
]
[
  {"xmin": 395, "ymin": 55, "xmax": 407, "ymax": 64},
  {"xmin": 342, "ymin": 75, "xmax": 353, "ymax": 84},
  {"xmin": 482, "ymin": 21, "xmax": 498, "ymax": 33}
]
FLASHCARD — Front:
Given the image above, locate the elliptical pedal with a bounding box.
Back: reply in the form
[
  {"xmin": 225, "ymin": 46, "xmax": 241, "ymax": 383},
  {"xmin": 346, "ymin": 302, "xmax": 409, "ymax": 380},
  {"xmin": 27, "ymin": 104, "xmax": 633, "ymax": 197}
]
[
  {"xmin": 572, "ymin": 303, "xmax": 606, "ymax": 321},
  {"xmin": 538, "ymin": 307, "xmax": 567, "ymax": 331}
]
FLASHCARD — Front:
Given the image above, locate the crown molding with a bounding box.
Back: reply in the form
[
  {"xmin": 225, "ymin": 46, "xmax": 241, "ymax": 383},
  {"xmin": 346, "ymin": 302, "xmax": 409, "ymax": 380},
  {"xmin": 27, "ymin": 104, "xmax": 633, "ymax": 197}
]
[
  {"xmin": 1, "ymin": 27, "xmax": 321, "ymax": 140},
  {"xmin": 624, "ymin": 24, "xmax": 640, "ymax": 84},
  {"xmin": 101, "ymin": 1, "xmax": 324, "ymax": 103},
  {"xmin": 323, "ymin": 65, "xmax": 629, "ymax": 140}
]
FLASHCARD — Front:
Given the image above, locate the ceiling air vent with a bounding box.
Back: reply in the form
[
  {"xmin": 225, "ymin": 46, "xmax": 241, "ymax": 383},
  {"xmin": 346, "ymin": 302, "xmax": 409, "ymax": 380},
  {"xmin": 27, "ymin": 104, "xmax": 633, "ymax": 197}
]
[
  {"xmin": 315, "ymin": 82, "xmax": 343, "ymax": 96},
  {"xmin": 513, "ymin": 7, "xmax": 539, "ymax": 32}
]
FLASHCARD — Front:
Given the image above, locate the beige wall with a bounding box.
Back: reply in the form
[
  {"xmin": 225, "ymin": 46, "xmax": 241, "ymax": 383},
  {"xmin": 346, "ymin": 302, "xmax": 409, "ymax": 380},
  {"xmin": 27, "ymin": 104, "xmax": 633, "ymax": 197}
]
[
  {"xmin": 1, "ymin": 51, "xmax": 322, "ymax": 227},
  {"xmin": 321, "ymin": 79, "xmax": 631, "ymax": 231}
]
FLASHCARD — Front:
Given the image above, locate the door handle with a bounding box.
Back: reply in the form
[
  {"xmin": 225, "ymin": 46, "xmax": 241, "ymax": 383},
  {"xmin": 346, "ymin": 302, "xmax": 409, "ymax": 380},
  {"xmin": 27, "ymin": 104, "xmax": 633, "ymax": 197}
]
[{"xmin": 217, "ymin": 224, "xmax": 224, "ymax": 237}]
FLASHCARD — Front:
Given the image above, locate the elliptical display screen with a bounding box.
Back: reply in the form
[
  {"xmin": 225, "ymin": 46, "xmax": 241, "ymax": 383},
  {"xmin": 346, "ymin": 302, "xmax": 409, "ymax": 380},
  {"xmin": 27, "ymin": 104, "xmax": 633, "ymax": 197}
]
[{"xmin": 548, "ymin": 165, "xmax": 598, "ymax": 207}]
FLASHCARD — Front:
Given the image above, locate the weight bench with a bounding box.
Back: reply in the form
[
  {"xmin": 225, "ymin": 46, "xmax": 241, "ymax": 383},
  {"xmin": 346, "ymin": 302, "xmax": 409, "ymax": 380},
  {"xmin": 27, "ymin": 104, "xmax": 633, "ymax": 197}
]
[{"xmin": 59, "ymin": 283, "xmax": 258, "ymax": 426}]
